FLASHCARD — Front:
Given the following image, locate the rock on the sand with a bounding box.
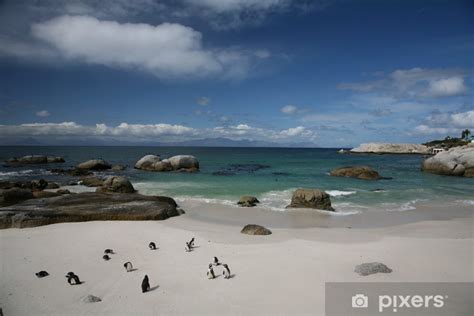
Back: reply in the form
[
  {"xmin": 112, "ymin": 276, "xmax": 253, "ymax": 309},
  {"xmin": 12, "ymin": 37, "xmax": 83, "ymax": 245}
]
[
  {"xmin": 351, "ymin": 143, "xmax": 430, "ymax": 154},
  {"xmin": 354, "ymin": 262, "xmax": 392, "ymax": 276},
  {"xmin": 241, "ymin": 224, "xmax": 272, "ymax": 235},
  {"xmin": 237, "ymin": 196, "xmax": 260, "ymax": 207},
  {"xmin": 76, "ymin": 159, "xmax": 112, "ymax": 170},
  {"xmin": 80, "ymin": 177, "xmax": 104, "ymax": 187},
  {"xmin": 82, "ymin": 295, "xmax": 102, "ymax": 303},
  {"xmin": 0, "ymin": 188, "xmax": 35, "ymax": 207},
  {"xmin": 421, "ymin": 145, "xmax": 474, "ymax": 177},
  {"xmin": 135, "ymin": 154, "xmax": 199, "ymax": 172},
  {"xmin": 97, "ymin": 176, "xmax": 135, "ymax": 193},
  {"xmin": 287, "ymin": 188, "xmax": 335, "ymax": 211},
  {"xmin": 330, "ymin": 166, "xmax": 382, "ymax": 180},
  {"xmin": 0, "ymin": 192, "xmax": 182, "ymax": 229}
]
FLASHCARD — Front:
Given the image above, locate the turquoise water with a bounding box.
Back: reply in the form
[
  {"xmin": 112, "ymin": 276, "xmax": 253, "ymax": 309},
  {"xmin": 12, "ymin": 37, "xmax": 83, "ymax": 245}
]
[{"xmin": 1, "ymin": 146, "xmax": 473, "ymax": 212}]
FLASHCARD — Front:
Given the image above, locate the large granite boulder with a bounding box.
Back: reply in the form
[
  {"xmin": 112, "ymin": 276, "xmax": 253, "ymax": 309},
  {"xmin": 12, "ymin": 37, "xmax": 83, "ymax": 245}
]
[
  {"xmin": 6, "ymin": 155, "xmax": 65, "ymax": 165},
  {"xmin": 351, "ymin": 143, "xmax": 430, "ymax": 154},
  {"xmin": 354, "ymin": 262, "xmax": 392, "ymax": 276},
  {"xmin": 241, "ymin": 224, "xmax": 272, "ymax": 235},
  {"xmin": 287, "ymin": 188, "xmax": 335, "ymax": 211},
  {"xmin": 0, "ymin": 192, "xmax": 182, "ymax": 229},
  {"xmin": 237, "ymin": 196, "xmax": 260, "ymax": 207},
  {"xmin": 135, "ymin": 154, "xmax": 198, "ymax": 172},
  {"xmin": 111, "ymin": 164, "xmax": 126, "ymax": 171},
  {"xmin": 330, "ymin": 166, "xmax": 382, "ymax": 180},
  {"xmin": 421, "ymin": 145, "xmax": 474, "ymax": 177},
  {"xmin": 80, "ymin": 177, "xmax": 104, "ymax": 187},
  {"xmin": 97, "ymin": 176, "xmax": 135, "ymax": 193},
  {"xmin": 0, "ymin": 188, "xmax": 35, "ymax": 207},
  {"xmin": 77, "ymin": 159, "xmax": 111, "ymax": 170},
  {"xmin": 0, "ymin": 179, "xmax": 53, "ymax": 191}
]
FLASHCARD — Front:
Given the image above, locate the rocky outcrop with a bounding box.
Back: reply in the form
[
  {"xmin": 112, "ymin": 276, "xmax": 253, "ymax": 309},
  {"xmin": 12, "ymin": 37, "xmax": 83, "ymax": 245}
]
[
  {"xmin": 330, "ymin": 166, "xmax": 383, "ymax": 180},
  {"xmin": 76, "ymin": 159, "xmax": 111, "ymax": 170},
  {"xmin": 5, "ymin": 155, "xmax": 65, "ymax": 165},
  {"xmin": 135, "ymin": 155, "xmax": 199, "ymax": 172},
  {"xmin": 32, "ymin": 191, "xmax": 62, "ymax": 199},
  {"xmin": 0, "ymin": 188, "xmax": 35, "ymax": 206},
  {"xmin": 0, "ymin": 192, "xmax": 182, "ymax": 229},
  {"xmin": 97, "ymin": 176, "xmax": 135, "ymax": 193},
  {"xmin": 354, "ymin": 262, "xmax": 392, "ymax": 276},
  {"xmin": 421, "ymin": 145, "xmax": 474, "ymax": 177},
  {"xmin": 0, "ymin": 179, "xmax": 56, "ymax": 191},
  {"xmin": 111, "ymin": 164, "xmax": 126, "ymax": 171},
  {"xmin": 351, "ymin": 143, "xmax": 430, "ymax": 154},
  {"xmin": 79, "ymin": 177, "xmax": 104, "ymax": 187},
  {"xmin": 241, "ymin": 224, "xmax": 272, "ymax": 235},
  {"xmin": 287, "ymin": 188, "xmax": 335, "ymax": 211},
  {"xmin": 237, "ymin": 196, "xmax": 260, "ymax": 207}
]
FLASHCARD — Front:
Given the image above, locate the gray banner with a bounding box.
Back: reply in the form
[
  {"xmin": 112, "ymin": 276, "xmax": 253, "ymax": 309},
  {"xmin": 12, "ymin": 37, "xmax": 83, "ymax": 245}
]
[{"xmin": 325, "ymin": 282, "xmax": 473, "ymax": 316}]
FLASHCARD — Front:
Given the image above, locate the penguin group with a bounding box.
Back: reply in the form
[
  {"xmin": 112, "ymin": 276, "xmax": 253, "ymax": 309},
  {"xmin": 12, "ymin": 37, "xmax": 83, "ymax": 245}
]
[
  {"xmin": 103, "ymin": 248, "xmax": 115, "ymax": 261},
  {"xmin": 207, "ymin": 256, "xmax": 232, "ymax": 279}
]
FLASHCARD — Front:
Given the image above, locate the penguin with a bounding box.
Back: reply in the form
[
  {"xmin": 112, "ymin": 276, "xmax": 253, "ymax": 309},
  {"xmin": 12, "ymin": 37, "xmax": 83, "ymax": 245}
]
[
  {"xmin": 35, "ymin": 271, "xmax": 49, "ymax": 278},
  {"xmin": 149, "ymin": 242, "xmax": 157, "ymax": 250},
  {"xmin": 104, "ymin": 249, "xmax": 114, "ymax": 254},
  {"xmin": 222, "ymin": 264, "xmax": 231, "ymax": 279},
  {"xmin": 141, "ymin": 275, "xmax": 150, "ymax": 293},
  {"xmin": 207, "ymin": 264, "xmax": 216, "ymax": 279},
  {"xmin": 65, "ymin": 272, "xmax": 81, "ymax": 285},
  {"xmin": 103, "ymin": 254, "xmax": 111, "ymax": 261},
  {"xmin": 185, "ymin": 241, "xmax": 192, "ymax": 252},
  {"xmin": 189, "ymin": 237, "xmax": 195, "ymax": 247},
  {"xmin": 212, "ymin": 256, "xmax": 221, "ymax": 266},
  {"xmin": 123, "ymin": 261, "xmax": 133, "ymax": 272}
]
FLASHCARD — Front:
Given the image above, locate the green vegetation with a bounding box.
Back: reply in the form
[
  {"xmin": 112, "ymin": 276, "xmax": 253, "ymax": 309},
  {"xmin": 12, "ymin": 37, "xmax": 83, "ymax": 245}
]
[{"xmin": 423, "ymin": 129, "xmax": 471, "ymax": 148}]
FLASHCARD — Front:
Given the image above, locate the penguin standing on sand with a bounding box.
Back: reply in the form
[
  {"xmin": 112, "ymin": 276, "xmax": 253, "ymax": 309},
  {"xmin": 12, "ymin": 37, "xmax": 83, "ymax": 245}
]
[
  {"xmin": 123, "ymin": 261, "xmax": 133, "ymax": 272},
  {"xmin": 35, "ymin": 271, "xmax": 49, "ymax": 278},
  {"xmin": 222, "ymin": 264, "xmax": 231, "ymax": 279},
  {"xmin": 149, "ymin": 242, "xmax": 157, "ymax": 250},
  {"xmin": 141, "ymin": 275, "xmax": 150, "ymax": 293},
  {"xmin": 65, "ymin": 272, "xmax": 81, "ymax": 285},
  {"xmin": 104, "ymin": 249, "xmax": 114, "ymax": 254},
  {"xmin": 103, "ymin": 254, "xmax": 111, "ymax": 261},
  {"xmin": 185, "ymin": 241, "xmax": 193, "ymax": 252},
  {"xmin": 189, "ymin": 237, "xmax": 195, "ymax": 247},
  {"xmin": 212, "ymin": 256, "xmax": 221, "ymax": 266},
  {"xmin": 207, "ymin": 264, "xmax": 216, "ymax": 279}
]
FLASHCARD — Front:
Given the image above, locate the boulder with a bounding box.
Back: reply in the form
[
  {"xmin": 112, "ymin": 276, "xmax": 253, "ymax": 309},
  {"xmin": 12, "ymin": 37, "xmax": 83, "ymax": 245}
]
[
  {"xmin": 135, "ymin": 154, "xmax": 198, "ymax": 172},
  {"xmin": 351, "ymin": 143, "xmax": 430, "ymax": 154},
  {"xmin": 82, "ymin": 295, "xmax": 102, "ymax": 303},
  {"xmin": 76, "ymin": 159, "xmax": 111, "ymax": 170},
  {"xmin": 237, "ymin": 196, "xmax": 260, "ymax": 207},
  {"xmin": 57, "ymin": 189, "xmax": 71, "ymax": 195},
  {"xmin": 47, "ymin": 156, "xmax": 65, "ymax": 163},
  {"xmin": 0, "ymin": 179, "xmax": 53, "ymax": 191},
  {"xmin": 354, "ymin": 262, "xmax": 392, "ymax": 276},
  {"xmin": 46, "ymin": 182, "xmax": 60, "ymax": 189},
  {"xmin": 33, "ymin": 191, "xmax": 62, "ymax": 199},
  {"xmin": 168, "ymin": 155, "xmax": 199, "ymax": 171},
  {"xmin": 97, "ymin": 176, "xmax": 135, "ymax": 193},
  {"xmin": 421, "ymin": 145, "xmax": 474, "ymax": 177},
  {"xmin": 287, "ymin": 188, "xmax": 335, "ymax": 211},
  {"xmin": 135, "ymin": 154, "xmax": 161, "ymax": 170},
  {"xmin": 111, "ymin": 164, "xmax": 126, "ymax": 171},
  {"xmin": 241, "ymin": 224, "xmax": 272, "ymax": 235},
  {"xmin": 330, "ymin": 166, "xmax": 382, "ymax": 180},
  {"xmin": 0, "ymin": 188, "xmax": 35, "ymax": 206},
  {"xmin": 80, "ymin": 177, "xmax": 104, "ymax": 187},
  {"xmin": 0, "ymin": 192, "xmax": 182, "ymax": 229}
]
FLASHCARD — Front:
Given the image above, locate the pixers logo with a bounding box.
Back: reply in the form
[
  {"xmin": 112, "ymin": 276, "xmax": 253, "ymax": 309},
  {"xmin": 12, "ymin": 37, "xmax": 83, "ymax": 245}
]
[{"xmin": 378, "ymin": 294, "xmax": 445, "ymax": 312}]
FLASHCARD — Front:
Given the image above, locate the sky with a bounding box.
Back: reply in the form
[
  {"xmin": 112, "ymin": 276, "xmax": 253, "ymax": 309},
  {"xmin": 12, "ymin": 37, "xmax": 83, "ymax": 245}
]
[{"xmin": 0, "ymin": 0, "xmax": 473, "ymax": 147}]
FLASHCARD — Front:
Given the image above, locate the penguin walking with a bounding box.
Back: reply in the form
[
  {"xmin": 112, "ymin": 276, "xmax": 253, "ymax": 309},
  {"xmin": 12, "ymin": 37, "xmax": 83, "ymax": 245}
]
[
  {"xmin": 104, "ymin": 249, "xmax": 114, "ymax": 254},
  {"xmin": 65, "ymin": 272, "xmax": 81, "ymax": 285},
  {"xmin": 185, "ymin": 241, "xmax": 193, "ymax": 252},
  {"xmin": 222, "ymin": 264, "xmax": 231, "ymax": 279},
  {"xmin": 207, "ymin": 264, "xmax": 216, "ymax": 279},
  {"xmin": 212, "ymin": 256, "xmax": 221, "ymax": 266},
  {"xmin": 103, "ymin": 254, "xmax": 111, "ymax": 261},
  {"xmin": 123, "ymin": 261, "xmax": 133, "ymax": 272},
  {"xmin": 189, "ymin": 237, "xmax": 195, "ymax": 247},
  {"xmin": 141, "ymin": 275, "xmax": 150, "ymax": 293},
  {"xmin": 149, "ymin": 242, "xmax": 157, "ymax": 250},
  {"xmin": 35, "ymin": 271, "xmax": 49, "ymax": 278}
]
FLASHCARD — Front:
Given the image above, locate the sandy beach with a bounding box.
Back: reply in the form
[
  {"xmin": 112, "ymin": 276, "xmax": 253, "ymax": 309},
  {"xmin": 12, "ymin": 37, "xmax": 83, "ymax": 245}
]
[{"xmin": 1, "ymin": 200, "xmax": 472, "ymax": 315}]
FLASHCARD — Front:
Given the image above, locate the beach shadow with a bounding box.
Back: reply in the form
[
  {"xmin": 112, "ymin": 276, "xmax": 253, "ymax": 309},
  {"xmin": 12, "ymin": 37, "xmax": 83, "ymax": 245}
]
[
  {"xmin": 228, "ymin": 274, "xmax": 236, "ymax": 279},
  {"xmin": 149, "ymin": 285, "xmax": 160, "ymax": 292}
]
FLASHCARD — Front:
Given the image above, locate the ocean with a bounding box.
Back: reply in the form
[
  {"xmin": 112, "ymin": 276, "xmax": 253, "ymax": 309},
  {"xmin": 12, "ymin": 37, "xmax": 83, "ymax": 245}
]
[{"xmin": 1, "ymin": 146, "xmax": 473, "ymax": 214}]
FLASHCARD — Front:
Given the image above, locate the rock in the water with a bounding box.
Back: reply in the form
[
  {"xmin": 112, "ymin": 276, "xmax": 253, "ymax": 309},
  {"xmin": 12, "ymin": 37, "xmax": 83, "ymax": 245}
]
[
  {"xmin": 135, "ymin": 154, "xmax": 198, "ymax": 172},
  {"xmin": 237, "ymin": 196, "xmax": 260, "ymax": 207},
  {"xmin": 287, "ymin": 188, "xmax": 335, "ymax": 211},
  {"xmin": 77, "ymin": 159, "xmax": 111, "ymax": 170},
  {"xmin": 351, "ymin": 143, "xmax": 430, "ymax": 154},
  {"xmin": 330, "ymin": 166, "xmax": 383, "ymax": 180},
  {"xmin": 111, "ymin": 164, "xmax": 126, "ymax": 171},
  {"xmin": 6, "ymin": 155, "xmax": 65, "ymax": 165},
  {"xmin": 80, "ymin": 177, "xmax": 104, "ymax": 187},
  {"xmin": 97, "ymin": 176, "xmax": 135, "ymax": 193},
  {"xmin": 421, "ymin": 145, "xmax": 474, "ymax": 177},
  {"xmin": 355, "ymin": 262, "xmax": 392, "ymax": 276},
  {"xmin": 82, "ymin": 295, "xmax": 102, "ymax": 303},
  {"xmin": 241, "ymin": 224, "xmax": 272, "ymax": 235},
  {"xmin": 0, "ymin": 188, "xmax": 35, "ymax": 206},
  {"xmin": 0, "ymin": 192, "xmax": 182, "ymax": 229}
]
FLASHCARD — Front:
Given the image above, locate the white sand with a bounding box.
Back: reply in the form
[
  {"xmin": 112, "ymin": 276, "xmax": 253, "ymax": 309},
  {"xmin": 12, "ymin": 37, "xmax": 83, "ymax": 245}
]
[{"xmin": 1, "ymin": 201, "xmax": 473, "ymax": 315}]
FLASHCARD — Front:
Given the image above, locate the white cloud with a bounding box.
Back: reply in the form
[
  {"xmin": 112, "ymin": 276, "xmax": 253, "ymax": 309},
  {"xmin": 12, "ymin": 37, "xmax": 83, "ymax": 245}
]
[
  {"xmin": 414, "ymin": 110, "xmax": 474, "ymax": 135},
  {"xmin": 36, "ymin": 110, "xmax": 50, "ymax": 117},
  {"xmin": 185, "ymin": 0, "xmax": 288, "ymax": 13},
  {"xmin": 427, "ymin": 77, "xmax": 467, "ymax": 97},
  {"xmin": 196, "ymin": 97, "xmax": 211, "ymax": 106},
  {"xmin": 280, "ymin": 105, "xmax": 298, "ymax": 114}
]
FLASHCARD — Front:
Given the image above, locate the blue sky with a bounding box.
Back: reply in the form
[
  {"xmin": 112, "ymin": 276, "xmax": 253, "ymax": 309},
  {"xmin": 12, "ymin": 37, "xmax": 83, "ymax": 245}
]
[{"xmin": 0, "ymin": 0, "xmax": 472, "ymax": 147}]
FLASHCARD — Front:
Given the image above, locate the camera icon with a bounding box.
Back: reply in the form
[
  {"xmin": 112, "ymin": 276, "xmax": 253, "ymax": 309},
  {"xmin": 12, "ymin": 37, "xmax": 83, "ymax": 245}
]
[{"xmin": 352, "ymin": 294, "xmax": 369, "ymax": 308}]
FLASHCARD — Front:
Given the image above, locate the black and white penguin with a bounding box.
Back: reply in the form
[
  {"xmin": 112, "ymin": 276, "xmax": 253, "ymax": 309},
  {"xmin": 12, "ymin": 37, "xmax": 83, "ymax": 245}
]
[
  {"xmin": 185, "ymin": 241, "xmax": 192, "ymax": 252},
  {"xmin": 222, "ymin": 264, "xmax": 231, "ymax": 279},
  {"xmin": 207, "ymin": 264, "xmax": 216, "ymax": 279},
  {"xmin": 104, "ymin": 249, "xmax": 114, "ymax": 254},
  {"xmin": 65, "ymin": 272, "xmax": 81, "ymax": 285},
  {"xmin": 123, "ymin": 261, "xmax": 133, "ymax": 272},
  {"xmin": 189, "ymin": 237, "xmax": 195, "ymax": 247},
  {"xmin": 212, "ymin": 256, "xmax": 221, "ymax": 266},
  {"xmin": 149, "ymin": 242, "xmax": 157, "ymax": 250},
  {"xmin": 103, "ymin": 254, "xmax": 111, "ymax": 261},
  {"xmin": 35, "ymin": 271, "xmax": 49, "ymax": 278},
  {"xmin": 141, "ymin": 275, "xmax": 150, "ymax": 293}
]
